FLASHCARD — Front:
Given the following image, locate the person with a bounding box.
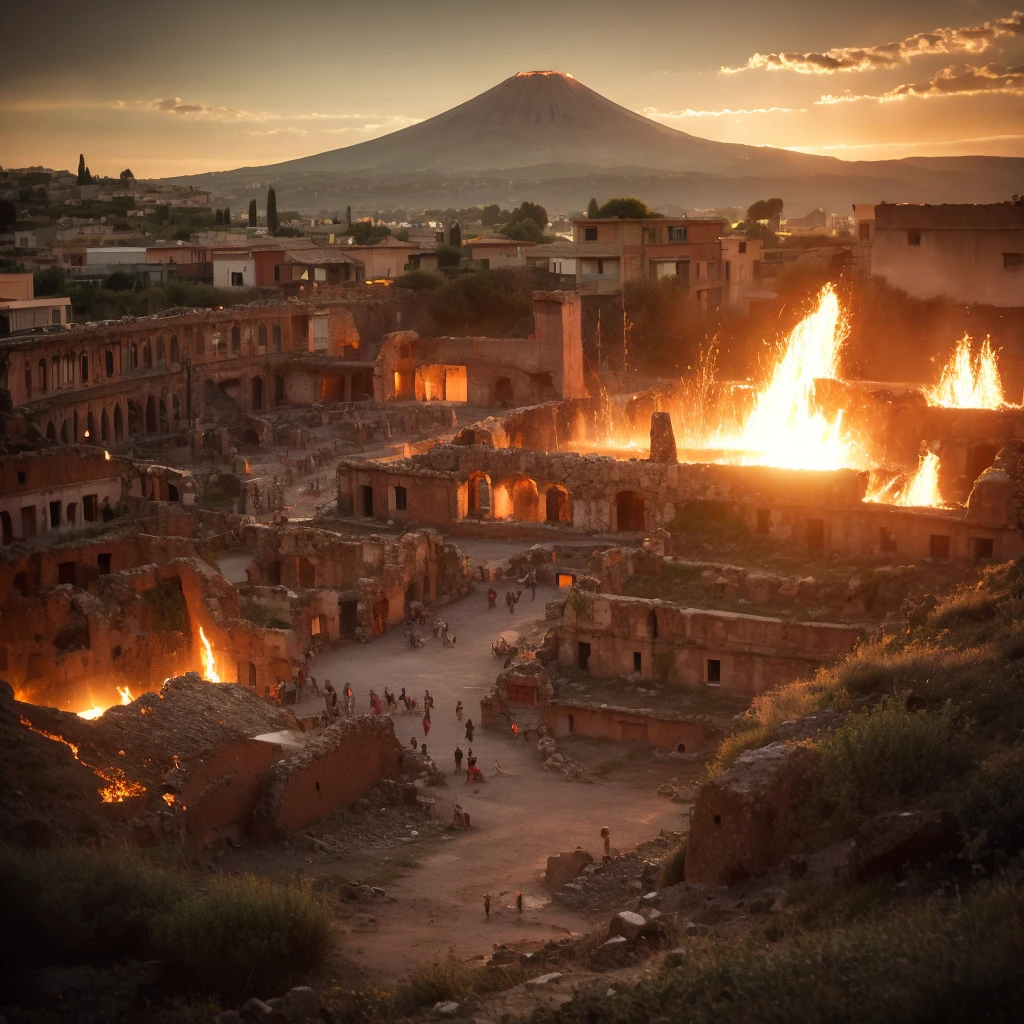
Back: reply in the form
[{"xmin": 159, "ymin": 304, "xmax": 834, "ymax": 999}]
[
  {"xmin": 465, "ymin": 718, "xmax": 474, "ymax": 743},
  {"xmin": 399, "ymin": 687, "xmax": 410, "ymax": 712},
  {"xmin": 344, "ymin": 683, "xmax": 354, "ymax": 716},
  {"xmin": 384, "ymin": 687, "xmax": 397, "ymax": 712},
  {"xmin": 516, "ymin": 891, "xmax": 523, "ymax": 914},
  {"xmin": 528, "ymin": 570, "xmax": 537, "ymax": 601},
  {"xmin": 484, "ymin": 893, "xmax": 491, "ymax": 920},
  {"xmin": 423, "ymin": 711, "xmax": 431, "ymax": 736},
  {"xmin": 601, "ymin": 825, "xmax": 611, "ymax": 862},
  {"xmin": 309, "ymin": 674, "xmax": 320, "ymax": 697},
  {"xmin": 487, "ymin": 588, "xmax": 498, "ymax": 610},
  {"xmin": 420, "ymin": 742, "xmax": 427, "ymax": 755},
  {"xmin": 424, "ymin": 690, "xmax": 434, "ymax": 712},
  {"xmin": 454, "ymin": 745, "xmax": 463, "ymax": 774},
  {"xmin": 455, "ymin": 700, "xmax": 464, "ymax": 721},
  {"xmin": 296, "ymin": 666, "xmax": 306, "ymax": 700},
  {"xmin": 409, "ymin": 736, "xmax": 418, "ymax": 750},
  {"xmin": 370, "ymin": 690, "xmax": 382, "ymax": 716}
]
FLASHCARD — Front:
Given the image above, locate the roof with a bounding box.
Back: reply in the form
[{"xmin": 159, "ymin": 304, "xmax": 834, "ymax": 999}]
[
  {"xmin": 286, "ymin": 251, "xmax": 364, "ymax": 266},
  {"xmin": 875, "ymin": 202, "xmax": 1024, "ymax": 230},
  {"xmin": 571, "ymin": 217, "xmax": 728, "ymax": 225},
  {"xmin": 468, "ymin": 238, "xmax": 537, "ymax": 248}
]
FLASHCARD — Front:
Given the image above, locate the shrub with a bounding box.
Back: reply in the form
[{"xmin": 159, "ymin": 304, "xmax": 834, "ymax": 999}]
[
  {"xmin": 656, "ymin": 838, "xmax": 687, "ymax": 888},
  {"xmin": 240, "ymin": 600, "xmax": 291, "ymax": 630},
  {"xmin": 394, "ymin": 270, "xmax": 443, "ymax": 290},
  {"xmin": 818, "ymin": 697, "xmax": 974, "ymax": 821},
  {"xmin": 954, "ymin": 747, "xmax": 1024, "ymax": 868}
]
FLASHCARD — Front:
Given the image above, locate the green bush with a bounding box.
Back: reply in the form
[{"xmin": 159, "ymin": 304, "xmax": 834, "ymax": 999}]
[
  {"xmin": 656, "ymin": 838, "xmax": 687, "ymax": 888},
  {"xmin": 394, "ymin": 270, "xmax": 443, "ymax": 291},
  {"xmin": 818, "ymin": 697, "xmax": 973, "ymax": 821},
  {"xmin": 954, "ymin": 747, "xmax": 1024, "ymax": 867},
  {"xmin": 240, "ymin": 600, "xmax": 291, "ymax": 630}
]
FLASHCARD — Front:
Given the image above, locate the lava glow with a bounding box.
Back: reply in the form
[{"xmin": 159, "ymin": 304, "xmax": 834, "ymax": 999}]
[
  {"xmin": 76, "ymin": 684, "xmax": 136, "ymax": 720},
  {"xmin": 926, "ymin": 335, "xmax": 1009, "ymax": 410},
  {"xmin": 199, "ymin": 626, "xmax": 222, "ymax": 683},
  {"xmin": 865, "ymin": 452, "xmax": 945, "ymax": 508}
]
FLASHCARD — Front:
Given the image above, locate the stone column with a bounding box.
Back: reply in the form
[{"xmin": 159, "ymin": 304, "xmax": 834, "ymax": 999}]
[{"xmin": 649, "ymin": 412, "xmax": 677, "ymax": 463}]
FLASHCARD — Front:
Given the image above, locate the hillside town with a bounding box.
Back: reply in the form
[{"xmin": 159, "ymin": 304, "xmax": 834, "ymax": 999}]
[{"xmin": 3, "ymin": 20, "xmax": 1024, "ymax": 1024}]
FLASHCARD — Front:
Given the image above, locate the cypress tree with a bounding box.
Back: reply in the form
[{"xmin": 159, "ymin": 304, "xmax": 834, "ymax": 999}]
[
  {"xmin": 346, "ymin": 205, "xmax": 352, "ymax": 228},
  {"xmin": 267, "ymin": 187, "xmax": 278, "ymax": 234},
  {"xmin": 215, "ymin": 209, "xmax": 223, "ymax": 225},
  {"xmin": 223, "ymin": 207, "xmax": 231, "ymax": 224},
  {"xmin": 587, "ymin": 197, "xmax": 599, "ymax": 219},
  {"xmin": 248, "ymin": 198, "xmax": 257, "ymax": 227},
  {"xmin": 449, "ymin": 222, "xmax": 462, "ymax": 249},
  {"xmin": 77, "ymin": 154, "xmax": 86, "ymax": 185}
]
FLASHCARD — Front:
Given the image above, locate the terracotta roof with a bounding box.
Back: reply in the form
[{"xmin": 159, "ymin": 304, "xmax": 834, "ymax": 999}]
[{"xmin": 286, "ymin": 251, "xmax": 364, "ymax": 265}]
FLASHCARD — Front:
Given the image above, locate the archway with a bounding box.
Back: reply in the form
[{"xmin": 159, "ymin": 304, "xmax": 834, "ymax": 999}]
[
  {"xmin": 258, "ymin": 324, "xmax": 268, "ymax": 349},
  {"xmin": 145, "ymin": 396, "xmax": 157, "ymax": 434},
  {"xmin": 466, "ymin": 471, "xmax": 492, "ymax": 517},
  {"xmin": 156, "ymin": 337, "xmax": 165, "ymax": 366},
  {"xmin": 170, "ymin": 335, "xmax": 179, "ymax": 365},
  {"xmin": 545, "ymin": 485, "xmax": 570, "ymax": 523},
  {"xmin": 1, "ymin": 511, "xmax": 12, "ymax": 545},
  {"xmin": 616, "ymin": 491, "xmax": 646, "ymax": 531},
  {"xmin": 24, "ymin": 364, "xmax": 32, "ymax": 400},
  {"xmin": 114, "ymin": 404, "xmax": 124, "ymax": 442},
  {"xmin": 494, "ymin": 377, "xmax": 514, "ymax": 405},
  {"xmin": 251, "ymin": 376, "xmax": 263, "ymax": 411},
  {"xmin": 231, "ymin": 326, "xmax": 241, "ymax": 354},
  {"xmin": 159, "ymin": 399, "xmax": 169, "ymax": 433},
  {"xmin": 60, "ymin": 420, "xmax": 69, "ymax": 443},
  {"xmin": 86, "ymin": 411, "xmax": 95, "ymax": 443},
  {"xmin": 101, "ymin": 408, "xmax": 110, "ymax": 442},
  {"xmin": 143, "ymin": 343, "xmax": 152, "ymax": 369},
  {"xmin": 38, "ymin": 359, "xmax": 47, "ymax": 391},
  {"xmin": 46, "ymin": 421, "xmax": 56, "ymax": 442},
  {"xmin": 510, "ymin": 477, "xmax": 539, "ymax": 521},
  {"xmin": 126, "ymin": 344, "xmax": 138, "ymax": 371},
  {"xmin": 273, "ymin": 323, "xmax": 282, "ymax": 351},
  {"xmin": 80, "ymin": 353, "xmax": 88, "ymax": 382}
]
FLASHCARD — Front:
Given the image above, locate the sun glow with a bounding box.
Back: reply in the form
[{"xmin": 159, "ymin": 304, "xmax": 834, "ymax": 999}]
[{"xmin": 926, "ymin": 335, "xmax": 1010, "ymax": 410}]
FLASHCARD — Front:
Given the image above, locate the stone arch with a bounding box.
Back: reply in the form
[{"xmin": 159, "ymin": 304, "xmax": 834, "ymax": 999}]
[
  {"xmin": 508, "ymin": 477, "xmax": 540, "ymax": 521},
  {"xmin": 46, "ymin": 420, "xmax": 56, "ymax": 442},
  {"xmin": 126, "ymin": 343, "xmax": 138, "ymax": 371},
  {"xmin": 145, "ymin": 395, "xmax": 157, "ymax": 434},
  {"xmin": 170, "ymin": 335, "xmax": 180, "ymax": 365},
  {"xmin": 616, "ymin": 491, "xmax": 646, "ymax": 532},
  {"xmin": 38, "ymin": 358, "xmax": 47, "ymax": 391},
  {"xmin": 23, "ymin": 363, "xmax": 32, "ymax": 400},
  {"xmin": 257, "ymin": 323, "xmax": 268, "ymax": 349},
  {"xmin": 159, "ymin": 398, "xmax": 169, "ymax": 433},
  {"xmin": 251, "ymin": 376, "xmax": 264, "ymax": 411},
  {"xmin": 51, "ymin": 355, "xmax": 59, "ymax": 388},
  {"xmin": 128, "ymin": 400, "xmax": 143, "ymax": 437},
  {"xmin": 156, "ymin": 336, "xmax": 165, "ymax": 366},
  {"xmin": 86, "ymin": 410, "xmax": 96, "ymax": 443},
  {"xmin": 80, "ymin": 352, "xmax": 89, "ymax": 383},
  {"xmin": 105, "ymin": 349, "xmax": 115, "ymax": 377},
  {"xmin": 494, "ymin": 376, "xmax": 514, "ymax": 405},
  {"xmin": 60, "ymin": 419, "xmax": 69, "ymax": 443},
  {"xmin": 114, "ymin": 404, "xmax": 125, "ymax": 442},
  {"xmin": 231, "ymin": 326, "xmax": 241, "ymax": 354},
  {"xmin": 63, "ymin": 353, "xmax": 74, "ymax": 386},
  {"xmin": 143, "ymin": 341, "xmax": 152, "ymax": 369},
  {"xmin": 545, "ymin": 484, "xmax": 571, "ymax": 523},
  {"xmin": 466, "ymin": 471, "xmax": 492, "ymax": 518},
  {"xmin": 101, "ymin": 407, "xmax": 110, "ymax": 442},
  {"xmin": 273, "ymin": 323, "xmax": 282, "ymax": 351},
  {"xmin": 172, "ymin": 394, "xmax": 181, "ymax": 426}
]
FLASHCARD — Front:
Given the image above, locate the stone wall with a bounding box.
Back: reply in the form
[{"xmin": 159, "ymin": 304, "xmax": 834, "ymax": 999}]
[{"xmin": 546, "ymin": 700, "xmax": 714, "ymax": 751}]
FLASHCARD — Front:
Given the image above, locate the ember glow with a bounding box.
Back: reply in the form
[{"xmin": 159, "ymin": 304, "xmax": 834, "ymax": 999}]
[
  {"xmin": 199, "ymin": 626, "xmax": 222, "ymax": 683},
  {"xmin": 865, "ymin": 452, "xmax": 945, "ymax": 507},
  {"xmin": 76, "ymin": 684, "xmax": 137, "ymax": 720},
  {"xmin": 926, "ymin": 335, "xmax": 1010, "ymax": 410}
]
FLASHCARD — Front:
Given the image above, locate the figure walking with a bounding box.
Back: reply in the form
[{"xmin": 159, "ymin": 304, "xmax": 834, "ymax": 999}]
[
  {"xmin": 465, "ymin": 718, "xmax": 475, "ymax": 743},
  {"xmin": 487, "ymin": 588, "xmax": 498, "ymax": 610},
  {"xmin": 484, "ymin": 894, "xmax": 491, "ymax": 920},
  {"xmin": 454, "ymin": 745, "xmax": 464, "ymax": 774}
]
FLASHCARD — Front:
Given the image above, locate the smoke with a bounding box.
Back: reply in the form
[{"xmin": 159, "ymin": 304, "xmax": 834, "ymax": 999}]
[{"xmin": 722, "ymin": 10, "xmax": 1023, "ymax": 74}]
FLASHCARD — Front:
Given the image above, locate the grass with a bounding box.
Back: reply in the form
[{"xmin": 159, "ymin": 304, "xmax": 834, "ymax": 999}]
[
  {"xmin": 0, "ymin": 845, "xmax": 333, "ymax": 1005},
  {"xmin": 240, "ymin": 600, "xmax": 291, "ymax": 631},
  {"xmin": 530, "ymin": 881, "xmax": 1024, "ymax": 1024}
]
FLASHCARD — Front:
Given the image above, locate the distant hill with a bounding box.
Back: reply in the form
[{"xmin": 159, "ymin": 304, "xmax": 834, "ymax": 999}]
[{"xmin": 172, "ymin": 71, "xmax": 1024, "ymax": 212}]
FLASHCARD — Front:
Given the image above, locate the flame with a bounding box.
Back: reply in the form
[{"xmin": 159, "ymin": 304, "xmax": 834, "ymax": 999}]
[
  {"xmin": 77, "ymin": 706, "xmax": 105, "ymax": 720},
  {"xmin": 865, "ymin": 452, "xmax": 944, "ymax": 507},
  {"xmin": 19, "ymin": 715, "xmax": 147, "ymax": 803},
  {"xmin": 118, "ymin": 686, "xmax": 134, "ymax": 705},
  {"xmin": 198, "ymin": 626, "xmax": 222, "ymax": 683},
  {"xmin": 926, "ymin": 335, "xmax": 1009, "ymax": 410}
]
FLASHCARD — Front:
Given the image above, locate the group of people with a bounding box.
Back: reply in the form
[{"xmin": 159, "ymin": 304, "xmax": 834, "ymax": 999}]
[{"xmin": 321, "ymin": 680, "xmax": 356, "ymax": 724}]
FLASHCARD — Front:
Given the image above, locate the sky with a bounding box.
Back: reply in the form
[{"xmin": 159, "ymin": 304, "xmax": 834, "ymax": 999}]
[{"xmin": 2, "ymin": 0, "xmax": 1023, "ymax": 177}]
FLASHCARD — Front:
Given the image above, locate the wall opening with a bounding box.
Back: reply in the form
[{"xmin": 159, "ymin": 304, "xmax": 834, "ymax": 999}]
[
  {"xmin": 633, "ymin": 651, "xmax": 642, "ymax": 672},
  {"xmin": 510, "ymin": 477, "xmax": 539, "ymax": 521},
  {"xmin": 98, "ymin": 553, "xmax": 111, "ymax": 575},
  {"xmin": 930, "ymin": 534, "xmax": 951, "ymax": 560},
  {"xmin": 494, "ymin": 376, "xmax": 514, "ymax": 405},
  {"xmin": 467, "ymin": 472, "xmax": 491, "ymax": 517},
  {"xmin": 545, "ymin": 485, "xmax": 570, "ymax": 523},
  {"xmin": 706, "ymin": 658, "xmax": 721, "ymax": 684},
  {"xmin": 252, "ymin": 376, "xmax": 263, "ymax": 411},
  {"xmin": 756, "ymin": 509, "xmax": 771, "ymax": 535},
  {"xmin": 361, "ymin": 484, "xmax": 374, "ymax": 517},
  {"xmin": 298, "ymin": 557, "xmax": 316, "ymax": 588},
  {"xmin": 616, "ymin": 491, "xmax": 645, "ymax": 531},
  {"xmin": 145, "ymin": 396, "xmax": 157, "ymax": 433},
  {"xmin": 969, "ymin": 442, "xmax": 998, "ymax": 481},
  {"xmin": 577, "ymin": 640, "xmax": 591, "ymax": 671},
  {"xmin": 972, "ymin": 537, "xmax": 994, "ymax": 560}
]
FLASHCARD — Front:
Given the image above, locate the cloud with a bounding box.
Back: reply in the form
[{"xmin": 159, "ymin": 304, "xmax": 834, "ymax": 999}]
[
  {"xmin": 145, "ymin": 96, "xmax": 253, "ymax": 119},
  {"xmin": 722, "ymin": 10, "xmax": 1023, "ymax": 74},
  {"xmin": 816, "ymin": 62, "xmax": 1024, "ymax": 104},
  {"xmin": 642, "ymin": 105, "xmax": 804, "ymax": 118},
  {"xmin": 111, "ymin": 98, "xmax": 422, "ymax": 129}
]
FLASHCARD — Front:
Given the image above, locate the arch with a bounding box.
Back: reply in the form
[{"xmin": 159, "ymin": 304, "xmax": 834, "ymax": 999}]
[
  {"xmin": 63, "ymin": 353, "xmax": 74, "ymax": 386},
  {"xmin": 257, "ymin": 323, "xmax": 268, "ymax": 349},
  {"xmin": 23, "ymin": 363, "xmax": 32, "ymax": 400},
  {"xmin": 105, "ymin": 349, "xmax": 114, "ymax": 377},
  {"xmin": 172, "ymin": 394, "xmax": 181, "ymax": 426},
  {"xmin": 86, "ymin": 410, "xmax": 95, "ymax": 443},
  {"xmin": 1, "ymin": 510, "xmax": 12, "ymax": 545},
  {"xmin": 616, "ymin": 491, "xmax": 646, "ymax": 532},
  {"xmin": 466, "ymin": 471, "xmax": 492, "ymax": 517},
  {"xmin": 156, "ymin": 336, "xmax": 165, "ymax": 366},
  {"xmin": 51, "ymin": 356, "xmax": 59, "ymax": 388},
  {"xmin": 170, "ymin": 335, "xmax": 179, "ymax": 364},
  {"xmin": 80, "ymin": 352, "xmax": 89, "ymax": 382},
  {"xmin": 272, "ymin": 323, "xmax": 282, "ymax": 351},
  {"xmin": 159, "ymin": 399, "xmax": 169, "ymax": 433},
  {"xmin": 101, "ymin": 407, "xmax": 110, "ymax": 442},
  {"xmin": 38, "ymin": 358, "xmax": 47, "ymax": 391},
  {"xmin": 142, "ymin": 342, "xmax": 152, "ymax": 369},
  {"xmin": 509, "ymin": 477, "xmax": 539, "ymax": 521},
  {"xmin": 126, "ymin": 343, "xmax": 138, "ymax": 371},
  {"xmin": 46, "ymin": 420, "xmax": 56, "ymax": 442},
  {"xmin": 128, "ymin": 400, "xmax": 143, "ymax": 437},
  {"xmin": 545, "ymin": 484, "xmax": 570, "ymax": 523},
  {"xmin": 145, "ymin": 396, "xmax": 157, "ymax": 434},
  {"xmin": 114, "ymin": 404, "xmax": 124, "ymax": 441},
  {"xmin": 230, "ymin": 326, "xmax": 241, "ymax": 354},
  {"xmin": 494, "ymin": 376, "xmax": 514, "ymax": 405},
  {"xmin": 648, "ymin": 609, "xmax": 659, "ymax": 640},
  {"xmin": 60, "ymin": 420, "xmax": 69, "ymax": 443},
  {"xmin": 251, "ymin": 376, "xmax": 263, "ymax": 411}
]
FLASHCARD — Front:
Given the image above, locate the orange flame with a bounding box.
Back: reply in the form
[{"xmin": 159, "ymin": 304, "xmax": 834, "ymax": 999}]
[
  {"xmin": 865, "ymin": 452, "xmax": 944, "ymax": 508},
  {"xmin": 926, "ymin": 336, "xmax": 1009, "ymax": 410},
  {"xmin": 198, "ymin": 626, "xmax": 222, "ymax": 683},
  {"xmin": 118, "ymin": 686, "xmax": 134, "ymax": 705}
]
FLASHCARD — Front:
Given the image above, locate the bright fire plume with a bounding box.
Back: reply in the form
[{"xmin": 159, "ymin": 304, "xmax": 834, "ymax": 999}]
[
  {"xmin": 199, "ymin": 626, "xmax": 222, "ymax": 683},
  {"xmin": 865, "ymin": 452, "xmax": 944, "ymax": 508},
  {"xmin": 926, "ymin": 335, "xmax": 1008, "ymax": 410}
]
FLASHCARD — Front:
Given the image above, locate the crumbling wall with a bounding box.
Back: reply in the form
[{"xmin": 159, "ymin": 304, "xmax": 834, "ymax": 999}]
[
  {"xmin": 254, "ymin": 714, "xmax": 403, "ymax": 835},
  {"xmin": 546, "ymin": 701, "xmax": 713, "ymax": 751}
]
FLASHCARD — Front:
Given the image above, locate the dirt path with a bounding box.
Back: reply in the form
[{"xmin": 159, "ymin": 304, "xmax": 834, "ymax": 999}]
[{"xmin": 290, "ymin": 584, "xmax": 686, "ymax": 978}]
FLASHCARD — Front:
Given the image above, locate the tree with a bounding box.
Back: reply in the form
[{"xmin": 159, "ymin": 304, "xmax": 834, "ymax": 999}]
[
  {"xmin": 266, "ymin": 187, "xmax": 278, "ymax": 234},
  {"xmin": 248, "ymin": 199, "xmax": 257, "ymax": 227},
  {"xmin": 84, "ymin": 167, "xmax": 93, "ymax": 184},
  {"xmin": 449, "ymin": 222, "xmax": 462, "ymax": 248},
  {"xmin": 587, "ymin": 197, "xmax": 600, "ymax": 218},
  {"xmin": 436, "ymin": 244, "xmax": 462, "ymax": 268},
  {"xmin": 215, "ymin": 209, "xmax": 224, "ymax": 225},
  {"xmin": 119, "ymin": 168, "xmax": 134, "ymax": 182},
  {"xmin": 499, "ymin": 217, "xmax": 544, "ymax": 242},
  {"xmin": 747, "ymin": 198, "xmax": 784, "ymax": 223},
  {"xmin": 34, "ymin": 267, "xmax": 67, "ymax": 296},
  {"xmin": 346, "ymin": 221, "xmax": 391, "ymax": 245},
  {"xmin": 346, "ymin": 205, "xmax": 352, "ymax": 228},
  {"xmin": 507, "ymin": 201, "xmax": 547, "ymax": 230},
  {"xmin": 0, "ymin": 198, "xmax": 17, "ymax": 232},
  {"xmin": 481, "ymin": 203, "xmax": 502, "ymax": 226},
  {"xmin": 223, "ymin": 207, "xmax": 231, "ymax": 225},
  {"xmin": 272, "ymin": 225, "xmax": 303, "ymax": 237},
  {"xmin": 597, "ymin": 196, "xmax": 660, "ymax": 219},
  {"xmin": 77, "ymin": 154, "xmax": 87, "ymax": 185}
]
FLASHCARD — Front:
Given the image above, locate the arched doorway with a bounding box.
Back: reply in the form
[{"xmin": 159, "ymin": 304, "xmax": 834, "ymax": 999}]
[
  {"xmin": 114, "ymin": 404, "xmax": 124, "ymax": 442},
  {"xmin": 1, "ymin": 510, "xmax": 12, "ymax": 545},
  {"xmin": 101, "ymin": 408, "xmax": 110, "ymax": 442},
  {"xmin": 510, "ymin": 477, "xmax": 539, "ymax": 521},
  {"xmin": 545, "ymin": 485, "xmax": 570, "ymax": 523},
  {"xmin": 494, "ymin": 377, "xmax": 514, "ymax": 405},
  {"xmin": 616, "ymin": 491, "xmax": 646, "ymax": 531},
  {"xmin": 231, "ymin": 326, "xmax": 241, "ymax": 354},
  {"xmin": 466, "ymin": 472, "xmax": 491, "ymax": 517},
  {"xmin": 60, "ymin": 420, "xmax": 69, "ymax": 443},
  {"xmin": 156, "ymin": 337, "xmax": 165, "ymax": 365},
  {"xmin": 46, "ymin": 420, "xmax": 56, "ymax": 442},
  {"xmin": 145, "ymin": 396, "xmax": 157, "ymax": 434},
  {"xmin": 252, "ymin": 376, "xmax": 263, "ymax": 411},
  {"xmin": 170, "ymin": 335, "xmax": 179, "ymax": 364},
  {"xmin": 86, "ymin": 411, "xmax": 95, "ymax": 443},
  {"xmin": 257, "ymin": 324, "xmax": 268, "ymax": 350}
]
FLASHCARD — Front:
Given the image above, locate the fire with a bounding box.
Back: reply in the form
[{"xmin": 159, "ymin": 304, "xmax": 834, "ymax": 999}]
[
  {"xmin": 77, "ymin": 706, "xmax": 105, "ymax": 720},
  {"xmin": 198, "ymin": 626, "xmax": 222, "ymax": 683},
  {"xmin": 118, "ymin": 686, "xmax": 134, "ymax": 705},
  {"xmin": 865, "ymin": 452, "xmax": 945, "ymax": 508},
  {"xmin": 926, "ymin": 335, "xmax": 1009, "ymax": 410},
  {"xmin": 19, "ymin": 715, "xmax": 147, "ymax": 803}
]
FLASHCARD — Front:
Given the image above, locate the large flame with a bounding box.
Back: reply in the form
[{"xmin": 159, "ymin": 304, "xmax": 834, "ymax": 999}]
[
  {"xmin": 865, "ymin": 452, "xmax": 944, "ymax": 508},
  {"xmin": 926, "ymin": 335, "xmax": 1008, "ymax": 410},
  {"xmin": 199, "ymin": 626, "xmax": 222, "ymax": 683}
]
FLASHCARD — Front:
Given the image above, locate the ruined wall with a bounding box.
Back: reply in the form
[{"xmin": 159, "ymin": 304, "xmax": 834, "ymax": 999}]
[
  {"xmin": 254, "ymin": 715, "xmax": 403, "ymax": 835},
  {"xmin": 559, "ymin": 590, "xmax": 861, "ymax": 695},
  {"xmin": 546, "ymin": 701, "xmax": 711, "ymax": 751}
]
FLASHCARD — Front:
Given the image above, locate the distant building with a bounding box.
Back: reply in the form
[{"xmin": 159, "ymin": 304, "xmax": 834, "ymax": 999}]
[
  {"xmin": 0, "ymin": 273, "xmax": 73, "ymax": 337},
  {"xmin": 466, "ymin": 239, "xmax": 535, "ymax": 268},
  {"xmin": 867, "ymin": 202, "xmax": 1024, "ymax": 306}
]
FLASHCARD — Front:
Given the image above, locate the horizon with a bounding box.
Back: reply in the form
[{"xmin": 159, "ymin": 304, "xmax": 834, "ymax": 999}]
[{"xmin": 3, "ymin": 1, "xmax": 1023, "ymax": 177}]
